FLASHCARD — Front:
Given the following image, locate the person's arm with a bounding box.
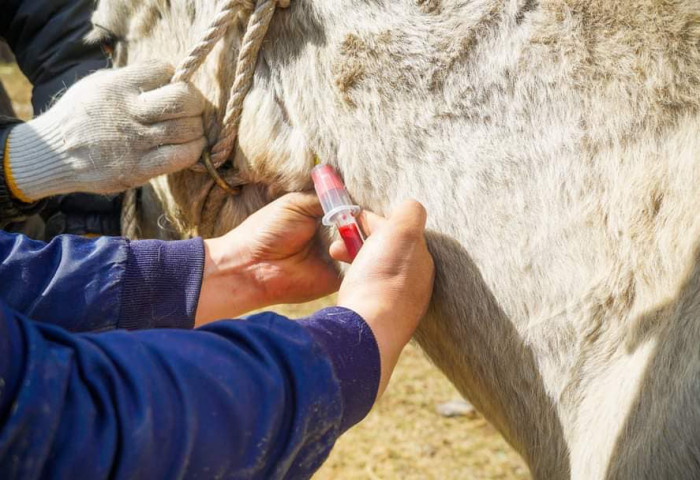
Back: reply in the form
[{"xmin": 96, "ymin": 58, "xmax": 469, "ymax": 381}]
[
  {"xmin": 196, "ymin": 192, "xmax": 435, "ymax": 399},
  {"xmin": 0, "ymin": 301, "xmax": 380, "ymax": 479},
  {"xmin": 0, "ymin": 192, "xmax": 336, "ymax": 334},
  {"xmin": 0, "ymin": 193, "xmax": 432, "ymax": 478},
  {"xmin": 0, "ymin": 231, "xmax": 203, "ymax": 332},
  {"xmin": 2, "ymin": 0, "xmax": 107, "ymax": 113},
  {"xmin": 1, "ymin": 2, "xmax": 206, "ymax": 228},
  {"xmin": 1, "ymin": 61, "xmax": 206, "ymax": 210},
  {"xmin": 0, "ymin": 61, "xmax": 207, "ymax": 226}
]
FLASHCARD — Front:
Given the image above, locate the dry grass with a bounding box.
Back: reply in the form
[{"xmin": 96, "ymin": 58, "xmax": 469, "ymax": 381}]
[
  {"xmin": 0, "ymin": 61, "xmax": 530, "ymax": 479},
  {"xmin": 0, "ymin": 62, "xmax": 33, "ymax": 120}
]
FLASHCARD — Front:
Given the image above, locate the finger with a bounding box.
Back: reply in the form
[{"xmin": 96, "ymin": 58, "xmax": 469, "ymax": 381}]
[
  {"xmin": 118, "ymin": 60, "xmax": 176, "ymax": 92},
  {"xmin": 278, "ymin": 192, "xmax": 324, "ymax": 219},
  {"xmin": 145, "ymin": 117, "xmax": 205, "ymax": 146},
  {"xmin": 388, "ymin": 199, "xmax": 428, "ymax": 232},
  {"xmin": 330, "ymin": 210, "xmax": 387, "ymax": 263},
  {"xmin": 135, "ymin": 82, "xmax": 206, "ymax": 123},
  {"xmin": 309, "ymin": 245, "xmax": 344, "ymax": 290},
  {"xmin": 354, "ymin": 209, "xmax": 386, "ymax": 237},
  {"xmin": 140, "ymin": 136, "xmax": 207, "ymax": 176},
  {"xmin": 329, "ymin": 239, "xmax": 354, "ymax": 264}
]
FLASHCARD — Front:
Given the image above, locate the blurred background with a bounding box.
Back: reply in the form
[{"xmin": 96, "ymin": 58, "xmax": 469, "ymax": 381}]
[{"xmin": 0, "ymin": 41, "xmax": 528, "ymax": 480}]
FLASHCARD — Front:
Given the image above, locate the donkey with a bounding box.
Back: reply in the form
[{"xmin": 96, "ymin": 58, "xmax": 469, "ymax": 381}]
[{"xmin": 88, "ymin": 1, "xmax": 700, "ymax": 478}]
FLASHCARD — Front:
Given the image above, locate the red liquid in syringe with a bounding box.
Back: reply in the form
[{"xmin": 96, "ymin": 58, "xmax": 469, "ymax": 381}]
[
  {"xmin": 338, "ymin": 222, "xmax": 364, "ymax": 260},
  {"xmin": 312, "ymin": 163, "xmax": 365, "ymax": 260}
]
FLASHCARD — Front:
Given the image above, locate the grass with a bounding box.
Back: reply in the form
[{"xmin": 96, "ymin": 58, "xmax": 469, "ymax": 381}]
[
  {"xmin": 0, "ymin": 62, "xmax": 33, "ymax": 120},
  {"xmin": 0, "ymin": 61, "xmax": 530, "ymax": 480}
]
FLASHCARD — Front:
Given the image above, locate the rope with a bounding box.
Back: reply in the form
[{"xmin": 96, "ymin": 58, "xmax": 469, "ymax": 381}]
[
  {"xmin": 172, "ymin": 0, "xmax": 255, "ymax": 83},
  {"xmin": 121, "ymin": 188, "xmax": 140, "ymax": 239},
  {"xmin": 209, "ymin": 0, "xmax": 281, "ymax": 167},
  {"xmin": 121, "ymin": 0, "xmax": 289, "ymax": 238}
]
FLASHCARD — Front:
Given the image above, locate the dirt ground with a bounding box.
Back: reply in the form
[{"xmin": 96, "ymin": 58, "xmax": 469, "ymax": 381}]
[{"xmin": 0, "ymin": 61, "xmax": 530, "ymax": 480}]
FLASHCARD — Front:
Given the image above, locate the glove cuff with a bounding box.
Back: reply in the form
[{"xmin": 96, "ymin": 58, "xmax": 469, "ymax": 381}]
[
  {"xmin": 7, "ymin": 118, "xmax": 75, "ymax": 201},
  {"xmin": 0, "ymin": 122, "xmax": 47, "ymax": 226}
]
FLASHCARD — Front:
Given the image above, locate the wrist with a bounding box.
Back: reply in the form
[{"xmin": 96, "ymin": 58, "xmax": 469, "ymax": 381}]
[
  {"xmin": 7, "ymin": 118, "xmax": 74, "ymax": 201},
  {"xmin": 195, "ymin": 237, "xmax": 268, "ymax": 326},
  {"xmin": 120, "ymin": 238, "xmax": 204, "ymax": 330},
  {"xmin": 0, "ymin": 125, "xmax": 47, "ymax": 222},
  {"xmin": 336, "ymin": 298, "xmax": 408, "ymax": 398}
]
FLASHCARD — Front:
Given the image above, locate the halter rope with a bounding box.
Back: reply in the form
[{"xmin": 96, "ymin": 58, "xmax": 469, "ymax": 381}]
[{"xmin": 121, "ymin": 0, "xmax": 289, "ymax": 238}]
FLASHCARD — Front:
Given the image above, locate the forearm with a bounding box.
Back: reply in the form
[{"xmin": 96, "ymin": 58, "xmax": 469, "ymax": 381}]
[
  {"xmin": 0, "ymin": 304, "xmax": 380, "ymax": 479},
  {"xmin": 0, "ymin": 231, "xmax": 204, "ymax": 332},
  {"xmin": 196, "ymin": 235, "xmax": 268, "ymax": 323}
]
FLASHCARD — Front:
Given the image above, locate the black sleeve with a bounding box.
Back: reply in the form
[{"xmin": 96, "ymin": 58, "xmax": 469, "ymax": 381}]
[{"xmin": 1, "ymin": 0, "xmax": 109, "ymax": 113}]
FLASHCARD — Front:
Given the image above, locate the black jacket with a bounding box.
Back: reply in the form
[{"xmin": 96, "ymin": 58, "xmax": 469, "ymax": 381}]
[{"xmin": 1, "ymin": 0, "xmax": 108, "ymax": 112}]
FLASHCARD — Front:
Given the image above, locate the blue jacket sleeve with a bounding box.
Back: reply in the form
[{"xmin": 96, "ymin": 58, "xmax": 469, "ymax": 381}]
[
  {"xmin": 1, "ymin": 0, "xmax": 108, "ymax": 113},
  {"xmin": 0, "ymin": 231, "xmax": 204, "ymax": 332},
  {"xmin": 0, "ymin": 303, "xmax": 380, "ymax": 479}
]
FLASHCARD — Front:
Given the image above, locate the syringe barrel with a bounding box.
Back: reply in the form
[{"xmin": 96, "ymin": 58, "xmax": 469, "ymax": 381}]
[
  {"xmin": 311, "ymin": 163, "xmax": 365, "ymax": 259},
  {"xmin": 311, "ymin": 164, "xmax": 359, "ymax": 225}
]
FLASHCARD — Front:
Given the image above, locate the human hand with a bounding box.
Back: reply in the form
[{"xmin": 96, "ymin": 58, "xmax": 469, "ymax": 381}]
[
  {"xmin": 195, "ymin": 192, "xmax": 341, "ymax": 326},
  {"xmin": 6, "ymin": 61, "xmax": 206, "ymax": 201},
  {"xmin": 332, "ymin": 200, "xmax": 435, "ymax": 398}
]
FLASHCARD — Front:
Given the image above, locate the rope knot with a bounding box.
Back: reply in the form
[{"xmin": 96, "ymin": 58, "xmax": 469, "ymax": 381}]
[
  {"xmin": 238, "ymin": 0, "xmax": 256, "ymax": 12},
  {"xmin": 124, "ymin": 0, "xmax": 290, "ymax": 236}
]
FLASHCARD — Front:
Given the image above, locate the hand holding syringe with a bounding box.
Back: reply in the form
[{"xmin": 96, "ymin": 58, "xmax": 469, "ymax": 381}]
[{"xmin": 311, "ymin": 164, "xmax": 365, "ymax": 260}]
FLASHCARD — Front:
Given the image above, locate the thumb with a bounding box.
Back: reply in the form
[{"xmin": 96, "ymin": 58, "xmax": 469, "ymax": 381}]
[
  {"xmin": 388, "ymin": 200, "xmax": 428, "ymax": 233},
  {"xmin": 117, "ymin": 60, "xmax": 176, "ymax": 92},
  {"xmin": 278, "ymin": 192, "xmax": 324, "ymax": 219}
]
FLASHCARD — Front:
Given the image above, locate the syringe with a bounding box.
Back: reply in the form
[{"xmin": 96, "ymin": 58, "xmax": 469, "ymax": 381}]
[{"xmin": 311, "ymin": 164, "xmax": 365, "ymax": 260}]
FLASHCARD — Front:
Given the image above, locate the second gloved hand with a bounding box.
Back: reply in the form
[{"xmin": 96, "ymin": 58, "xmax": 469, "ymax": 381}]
[{"xmin": 5, "ymin": 61, "xmax": 207, "ymax": 201}]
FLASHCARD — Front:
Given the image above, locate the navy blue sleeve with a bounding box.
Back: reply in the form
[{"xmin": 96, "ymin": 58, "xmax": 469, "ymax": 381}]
[
  {"xmin": 2, "ymin": 0, "xmax": 108, "ymax": 113},
  {"xmin": 0, "ymin": 303, "xmax": 380, "ymax": 479},
  {"xmin": 0, "ymin": 231, "xmax": 204, "ymax": 332}
]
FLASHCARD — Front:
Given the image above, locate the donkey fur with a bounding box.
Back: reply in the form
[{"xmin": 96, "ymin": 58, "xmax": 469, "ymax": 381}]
[{"xmin": 89, "ymin": 1, "xmax": 700, "ymax": 478}]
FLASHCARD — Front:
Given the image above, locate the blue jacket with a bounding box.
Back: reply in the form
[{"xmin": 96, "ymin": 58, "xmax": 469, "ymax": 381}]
[{"xmin": 0, "ymin": 232, "xmax": 380, "ymax": 479}]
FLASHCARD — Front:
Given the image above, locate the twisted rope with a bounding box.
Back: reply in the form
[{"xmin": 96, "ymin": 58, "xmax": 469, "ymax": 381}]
[
  {"xmin": 172, "ymin": 0, "xmax": 255, "ymax": 83},
  {"xmin": 121, "ymin": 188, "xmax": 140, "ymax": 239},
  {"xmin": 121, "ymin": 0, "xmax": 289, "ymax": 238},
  {"xmin": 179, "ymin": 0, "xmax": 288, "ymax": 171},
  {"xmin": 209, "ymin": 0, "xmax": 282, "ymax": 167}
]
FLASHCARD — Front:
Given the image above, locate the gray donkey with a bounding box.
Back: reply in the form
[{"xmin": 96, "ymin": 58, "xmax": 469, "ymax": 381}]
[{"xmin": 89, "ymin": 1, "xmax": 700, "ymax": 478}]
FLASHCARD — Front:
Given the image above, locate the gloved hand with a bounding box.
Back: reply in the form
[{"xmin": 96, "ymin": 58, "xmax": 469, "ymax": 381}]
[{"xmin": 4, "ymin": 61, "xmax": 206, "ymax": 202}]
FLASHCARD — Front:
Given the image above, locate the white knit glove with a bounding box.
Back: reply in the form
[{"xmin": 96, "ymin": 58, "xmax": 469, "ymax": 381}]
[{"xmin": 5, "ymin": 61, "xmax": 206, "ymax": 202}]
